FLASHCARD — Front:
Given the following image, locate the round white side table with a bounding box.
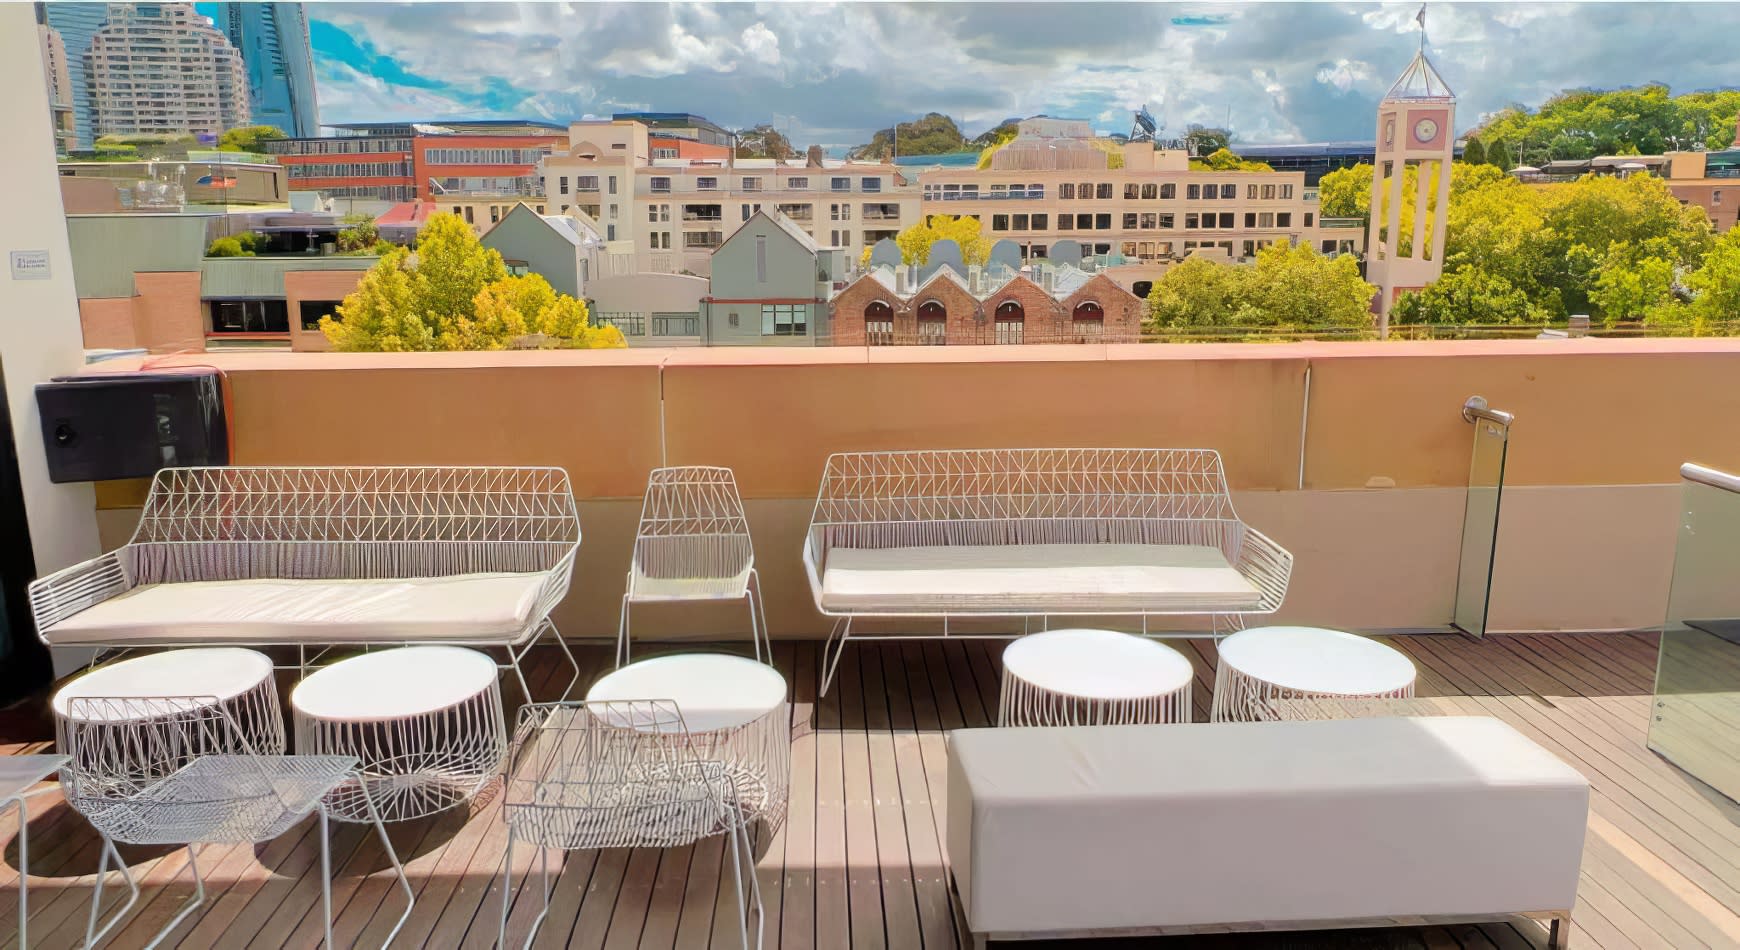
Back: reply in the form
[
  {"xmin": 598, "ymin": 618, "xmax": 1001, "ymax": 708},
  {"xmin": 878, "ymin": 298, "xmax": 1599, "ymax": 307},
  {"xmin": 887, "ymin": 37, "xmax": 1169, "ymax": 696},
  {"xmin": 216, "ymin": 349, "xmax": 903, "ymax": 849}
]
[
  {"xmin": 999, "ymin": 629, "xmax": 1195, "ymax": 726},
  {"xmin": 53, "ymin": 648, "xmax": 285, "ymax": 768},
  {"xmin": 587, "ymin": 654, "xmax": 790, "ymax": 832},
  {"xmin": 292, "ymin": 646, "xmax": 506, "ymax": 822},
  {"xmin": 1210, "ymin": 626, "xmax": 1417, "ymax": 723}
]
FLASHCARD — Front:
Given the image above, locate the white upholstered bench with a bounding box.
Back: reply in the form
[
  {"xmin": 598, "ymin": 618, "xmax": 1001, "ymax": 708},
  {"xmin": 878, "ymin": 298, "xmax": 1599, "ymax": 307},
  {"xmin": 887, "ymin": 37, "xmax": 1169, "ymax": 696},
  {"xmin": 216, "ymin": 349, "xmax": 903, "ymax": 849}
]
[
  {"xmin": 802, "ymin": 448, "xmax": 1293, "ymax": 694},
  {"xmin": 28, "ymin": 466, "xmax": 582, "ymax": 701},
  {"xmin": 946, "ymin": 717, "xmax": 1586, "ymax": 948}
]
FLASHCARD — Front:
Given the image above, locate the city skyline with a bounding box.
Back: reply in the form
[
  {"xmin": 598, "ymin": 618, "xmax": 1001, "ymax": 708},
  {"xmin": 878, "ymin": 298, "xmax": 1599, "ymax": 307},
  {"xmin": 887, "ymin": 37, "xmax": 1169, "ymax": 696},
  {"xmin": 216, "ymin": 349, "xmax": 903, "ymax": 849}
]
[{"xmin": 306, "ymin": 2, "xmax": 1740, "ymax": 147}]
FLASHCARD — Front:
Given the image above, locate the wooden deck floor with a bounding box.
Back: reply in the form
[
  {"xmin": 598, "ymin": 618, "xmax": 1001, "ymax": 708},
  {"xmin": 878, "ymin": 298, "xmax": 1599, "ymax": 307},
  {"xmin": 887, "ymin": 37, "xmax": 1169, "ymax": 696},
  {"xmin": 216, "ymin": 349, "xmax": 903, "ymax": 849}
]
[{"xmin": 2, "ymin": 631, "xmax": 1737, "ymax": 950}]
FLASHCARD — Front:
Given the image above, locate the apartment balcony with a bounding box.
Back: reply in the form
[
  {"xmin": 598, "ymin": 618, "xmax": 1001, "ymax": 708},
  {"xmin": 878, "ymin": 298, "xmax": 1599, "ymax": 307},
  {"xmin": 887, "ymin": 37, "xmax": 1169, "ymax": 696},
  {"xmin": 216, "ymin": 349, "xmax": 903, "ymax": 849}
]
[{"xmin": 7, "ymin": 342, "xmax": 1740, "ymax": 949}]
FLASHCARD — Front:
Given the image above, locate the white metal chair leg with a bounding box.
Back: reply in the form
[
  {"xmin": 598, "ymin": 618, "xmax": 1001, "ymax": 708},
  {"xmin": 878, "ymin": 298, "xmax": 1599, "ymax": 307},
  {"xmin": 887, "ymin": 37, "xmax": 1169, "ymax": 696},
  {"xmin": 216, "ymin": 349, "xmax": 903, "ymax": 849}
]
[
  {"xmin": 501, "ymin": 829, "xmax": 554, "ymax": 950},
  {"xmin": 723, "ymin": 795, "xmax": 763, "ymax": 950},
  {"xmin": 543, "ymin": 621, "xmax": 583, "ymax": 702},
  {"xmin": 617, "ymin": 588, "xmax": 634, "ymax": 668},
  {"xmin": 747, "ymin": 569, "xmax": 771, "ymax": 664},
  {"xmin": 83, "ymin": 837, "xmax": 140, "ymax": 949},
  {"xmin": 819, "ymin": 616, "xmax": 852, "ymax": 697},
  {"xmin": 319, "ymin": 807, "xmax": 333, "ymax": 948},
  {"xmin": 140, "ymin": 844, "xmax": 206, "ymax": 950},
  {"xmin": 354, "ymin": 773, "xmax": 414, "ymax": 947},
  {"xmin": 6, "ymin": 794, "xmax": 27, "ymax": 950}
]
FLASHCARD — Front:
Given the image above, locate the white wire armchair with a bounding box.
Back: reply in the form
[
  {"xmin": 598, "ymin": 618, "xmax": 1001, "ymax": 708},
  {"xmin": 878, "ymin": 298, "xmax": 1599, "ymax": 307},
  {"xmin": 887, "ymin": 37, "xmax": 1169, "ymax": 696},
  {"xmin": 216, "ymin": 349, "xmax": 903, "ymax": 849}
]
[
  {"xmin": 618, "ymin": 466, "xmax": 769, "ymax": 666},
  {"xmin": 802, "ymin": 448, "xmax": 1294, "ymax": 694},
  {"xmin": 59, "ymin": 694, "xmax": 413, "ymax": 948},
  {"xmin": 498, "ymin": 700, "xmax": 762, "ymax": 949},
  {"xmin": 28, "ymin": 466, "xmax": 583, "ymax": 702}
]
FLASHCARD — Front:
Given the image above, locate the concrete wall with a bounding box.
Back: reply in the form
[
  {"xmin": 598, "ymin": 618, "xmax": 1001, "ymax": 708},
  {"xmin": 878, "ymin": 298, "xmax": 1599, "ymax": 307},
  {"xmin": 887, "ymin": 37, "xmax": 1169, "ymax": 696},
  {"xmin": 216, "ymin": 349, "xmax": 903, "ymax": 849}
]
[
  {"xmin": 587, "ymin": 272, "xmax": 708, "ymax": 343},
  {"xmin": 77, "ymin": 339, "xmax": 1740, "ymax": 649},
  {"xmin": 2, "ymin": 3, "xmax": 102, "ymax": 673}
]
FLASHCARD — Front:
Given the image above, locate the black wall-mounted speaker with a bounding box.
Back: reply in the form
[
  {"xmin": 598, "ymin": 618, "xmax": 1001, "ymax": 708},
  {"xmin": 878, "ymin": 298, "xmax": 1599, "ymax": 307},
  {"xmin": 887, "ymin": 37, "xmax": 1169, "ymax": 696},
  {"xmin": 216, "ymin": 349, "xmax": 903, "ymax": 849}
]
[{"xmin": 36, "ymin": 371, "xmax": 229, "ymax": 483}]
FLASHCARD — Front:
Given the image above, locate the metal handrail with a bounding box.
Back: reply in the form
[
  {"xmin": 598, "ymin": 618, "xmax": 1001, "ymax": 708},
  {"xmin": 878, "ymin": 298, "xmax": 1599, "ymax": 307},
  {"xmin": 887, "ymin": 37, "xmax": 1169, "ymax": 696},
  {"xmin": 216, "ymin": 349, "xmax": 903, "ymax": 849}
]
[
  {"xmin": 1681, "ymin": 463, "xmax": 1740, "ymax": 494},
  {"xmin": 1462, "ymin": 395, "xmax": 1514, "ymax": 427}
]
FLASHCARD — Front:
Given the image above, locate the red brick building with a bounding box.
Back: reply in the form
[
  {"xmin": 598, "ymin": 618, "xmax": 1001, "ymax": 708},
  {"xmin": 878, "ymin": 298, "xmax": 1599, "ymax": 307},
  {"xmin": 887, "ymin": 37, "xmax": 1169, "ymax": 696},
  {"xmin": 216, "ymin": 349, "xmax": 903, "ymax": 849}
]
[
  {"xmin": 831, "ymin": 264, "xmax": 1143, "ymax": 345},
  {"xmin": 264, "ymin": 120, "xmax": 567, "ymax": 203}
]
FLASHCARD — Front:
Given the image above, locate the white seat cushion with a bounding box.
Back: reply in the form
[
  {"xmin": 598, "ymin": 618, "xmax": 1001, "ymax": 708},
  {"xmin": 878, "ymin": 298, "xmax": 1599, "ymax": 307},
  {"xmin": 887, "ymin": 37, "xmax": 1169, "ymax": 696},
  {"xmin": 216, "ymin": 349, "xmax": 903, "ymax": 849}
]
[
  {"xmin": 42, "ymin": 573, "xmax": 550, "ymax": 646},
  {"xmin": 947, "ymin": 717, "xmax": 1589, "ymax": 936},
  {"xmin": 819, "ymin": 543, "xmax": 1260, "ymax": 614}
]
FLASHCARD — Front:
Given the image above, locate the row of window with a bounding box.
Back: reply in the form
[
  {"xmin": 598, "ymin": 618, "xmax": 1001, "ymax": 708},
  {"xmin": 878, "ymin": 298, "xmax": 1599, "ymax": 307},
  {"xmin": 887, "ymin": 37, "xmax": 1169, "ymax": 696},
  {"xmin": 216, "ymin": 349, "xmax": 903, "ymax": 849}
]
[
  {"xmin": 431, "ymin": 175, "xmax": 541, "ymax": 196},
  {"xmin": 922, "ymin": 181, "xmax": 1297, "ymax": 202},
  {"xmin": 557, "ymin": 175, "xmax": 615, "ymax": 194},
  {"xmin": 265, "ymin": 138, "xmax": 412, "ymax": 156},
  {"xmin": 209, "ymin": 299, "xmax": 343, "ymax": 335},
  {"xmin": 763, "ymin": 304, "xmax": 807, "ymax": 336},
  {"xmin": 986, "ymin": 210, "xmax": 1300, "ymax": 232},
  {"xmin": 650, "ymin": 227, "xmax": 894, "ymax": 251},
  {"xmin": 285, "ymin": 162, "xmax": 411, "ymax": 179},
  {"xmin": 648, "ymin": 176, "xmax": 880, "ymax": 194},
  {"xmin": 1187, "ymin": 182, "xmax": 1295, "ymax": 200},
  {"xmin": 424, "ymin": 147, "xmax": 553, "ymax": 165}
]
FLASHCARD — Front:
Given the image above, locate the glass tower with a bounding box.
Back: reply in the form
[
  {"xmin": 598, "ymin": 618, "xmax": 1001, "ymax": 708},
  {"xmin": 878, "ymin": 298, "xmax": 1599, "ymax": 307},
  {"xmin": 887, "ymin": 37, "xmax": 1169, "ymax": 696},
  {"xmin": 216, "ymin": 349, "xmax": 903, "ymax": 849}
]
[
  {"xmin": 211, "ymin": 2, "xmax": 318, "ymax": 137},
  {"xmin": 40, "ymin": 2, "xmax": 110, "ymax": 150}
]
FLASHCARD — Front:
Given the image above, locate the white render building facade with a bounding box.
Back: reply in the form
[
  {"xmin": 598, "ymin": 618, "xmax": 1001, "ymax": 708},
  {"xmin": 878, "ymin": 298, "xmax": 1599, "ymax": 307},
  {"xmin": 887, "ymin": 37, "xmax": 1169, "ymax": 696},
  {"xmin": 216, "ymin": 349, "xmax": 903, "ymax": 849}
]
[{"xmin": 84, "ymin": 2, "xmax": 248, "ymax": 139}]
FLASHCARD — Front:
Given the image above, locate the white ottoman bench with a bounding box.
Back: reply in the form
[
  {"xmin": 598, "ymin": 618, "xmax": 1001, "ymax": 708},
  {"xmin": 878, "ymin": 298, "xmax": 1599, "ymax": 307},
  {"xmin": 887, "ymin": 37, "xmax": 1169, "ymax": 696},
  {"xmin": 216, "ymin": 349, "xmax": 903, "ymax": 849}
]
[{"xmin": 946, "ymin": 717, "xmax": 1586, "ymax": 948}]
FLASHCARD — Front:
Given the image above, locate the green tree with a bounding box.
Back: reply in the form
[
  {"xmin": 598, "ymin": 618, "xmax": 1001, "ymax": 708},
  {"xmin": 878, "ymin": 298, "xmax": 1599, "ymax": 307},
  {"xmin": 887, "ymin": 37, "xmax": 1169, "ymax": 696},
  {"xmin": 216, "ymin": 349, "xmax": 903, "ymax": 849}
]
[
  {"xmin": 205, "ymin": 236, "xmax": 251, "ymax": 257},
  {"xmin": 1487, "ymin": 137, "xmax": 1515, "ymax": 172},
  {"xmin": 337, "ymin": 219, "xmax": 384, "ymax": 254},
  {"xmin": 1392, "ymin": 269, "xmax": 1547, "ymax": 325},
  {"xmin": 1188, "ymin": 147, "xmax": 1275, "ymax": 172},
  {"xmin": 1461, "ymin": 137, "xmax": 1487, "ymax": 167},
  {"xmin": 217, "ymin": 124, "xmax": 287, "ymax": 153},
  {"xmin": 320, "ymin": 214, "xmax": 625, "ymax": 351},
  {"xmin": 970, "ymin": 120, "xmax": 1020, "ymax": 149},
  {"xmin": 868, "ymin": 214, "xmax": 990, "ymax": 267},
  {"xmin": 1316, "ymin": 163, "xmax": 1371, "ymax": 218},
  {"xmin": 1665, "ymin": 228, "xmax": 1740, "ymax": 332},
  {"xmin": 1184, "ymin": 125, "xmax": 1230, "ymax": 156},
  {"xmin": 850, "ymin": 113, "xmax": 968, "ymax": 159},
  {"xmin": 1146, "ymin": 241, "xmax": 1373, "ymax": 330},
  {"xmin": 734, "ymin": 124, "xmax": 796, "ymax": 160},
  {"xmin": 1590, "ymin": 249, "xmax": 1676, "ymax": 324}
]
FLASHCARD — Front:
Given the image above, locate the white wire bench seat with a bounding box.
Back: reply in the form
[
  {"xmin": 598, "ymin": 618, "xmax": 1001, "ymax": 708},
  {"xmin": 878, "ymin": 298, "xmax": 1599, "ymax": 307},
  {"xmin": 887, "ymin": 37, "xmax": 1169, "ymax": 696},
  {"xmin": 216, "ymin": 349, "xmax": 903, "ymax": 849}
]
[
  {"xmin": 803, "ymin": 448, "xmax": 1293, "ymax": 694},
  {"xmin": 29, "ymin": 466, "xmax": 582, "ymax": 701}
]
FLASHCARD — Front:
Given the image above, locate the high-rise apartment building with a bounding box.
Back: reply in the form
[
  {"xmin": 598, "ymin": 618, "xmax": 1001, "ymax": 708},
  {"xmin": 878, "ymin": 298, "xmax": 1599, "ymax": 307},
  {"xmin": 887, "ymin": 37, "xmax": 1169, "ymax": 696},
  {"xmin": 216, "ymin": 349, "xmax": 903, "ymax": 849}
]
[
  {"xmin": 213, "ymin": 2, "xmax": 318, "ymax": 137},
  {"xmin": 84, "ymin": 2, "xmax": 249, "ymax": 139},
  {"xmin": 36, "ymin": 13, "xmax": 77, "ymax": 154},
  {"xmin": 40, "ymin": 2, "xmax": 108, "ymax": 149}
]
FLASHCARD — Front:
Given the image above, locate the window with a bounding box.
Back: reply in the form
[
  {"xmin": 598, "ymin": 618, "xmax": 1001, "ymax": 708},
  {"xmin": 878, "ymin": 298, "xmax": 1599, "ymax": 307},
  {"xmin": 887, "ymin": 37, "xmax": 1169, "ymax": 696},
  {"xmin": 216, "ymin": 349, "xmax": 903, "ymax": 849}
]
[
  {"xmin": 606, "ymin": 176, "xmax": 617, "ymax": 195},
  {"xmin": 559, "ymin": 176, "xmax": 570, "ymax": 195},
  {"xmin": 1013, "ymin": 214, "xmax": 1029, "ymax": 230},
  {"xmin": 742, "ymin": 177, "xmax": 762, "ymax": 192},
  {"xmin": 1159, "ymin": 213, "xmax": 1174, "ymax": 228},
  {"xmin": 684, "ymin": 231, "xmax": 723, "ymax": 248},
  {"xmin": 831, "ymin": 177, "xmax": 850, "ymax": 192},
  {"xmin": 1059, "ymin": 183, "xmax": 1075, "ymax": 200},
  {"xmin": 831, "ymin": 229, "xmax": 848, "ymax": 245},
  {"xmin": 1277, "ymin": 212, "xmax": 1292, "ymax": 227},
  {"xmin": 992, "ymin": 214, "xmax": 1009, "ymax": 231},
  {"xmin": 650, "ymin": 232, "xmax": 670, "ymax": 250},
  {"xmin": 297, "ymin": 300, "xmax": 342, "ymax": 331},
  {"xmin": 1160, "ymin": 183, "xmax": 1176, "ymax": 199},
  {"xmin": 651, "ymin": 176, "xmax": 671, "ymax": 193},
  {"xmin": 1186, "ymin": 213, "xmax": 1199, "ymax": 229},
  {"xmin": 505, "ymin": 259, "xmax": 531, "ymax": 277},
  {"xmin": 1123, "ymin": 213, "xmax": 1139, "ymax": 229},
  {"xmin": 1059, "ymin": 214, "xmax": 1074, "ymax": 229},
  {"xmin": 831, "ymin": 203, "xmax": 851, "ymax": 221},
  {"xmin": 424, "ymin": 147, "xmax": 547, "ymax": 164},
  {"xmin": 576, "ymin": 175, "xmax": 599, "ymax": 191},
  {"xmin": 1244, "ymin": 213, "xmax": 1257, "ymax": 227},
  {"xmin": 1187, "ymin": 184, "xmax": 1201, "ymax": 200},
  {"xmin": 1281, "ymin": 184, "xmax": 1294, "ymax": 198},
  {"xmin": 762, "ymin": 303, "xmax": 806, "ymax": 336},
  {"xmin": 1261, "ymin": 184, "xmax": 1276, "ymax": 199},
  {"xmin": 608, "ymin": 204, "xmax": 619, "ymax": 220},
  {"xmin": 607, "ymin": 224, "xmax": 616, "ymax": 240},
  {"xmin": 1242, "ymin": 241, "xmax": 1255, "ymax": 258},
  {"xmin": 1140, "ymin": 213, "xmax": 1157, "ymax": 229},
  {"xmin": 1095, "ymin": 214, "xmax": 1111, "ymax": 229},
  {"xmin": 994, "ymin": 300, "xmax": 1024, "ymax": 344},
  {"xmin": 1124, "ymin": 184, "xmax": 1140, "ymax": 200},
  {"xmin": 1031, "ymin": 213, "xmax": 1048, "ymax": 230},
  {"xmin": 463, "ymin": 206, "xmax": 474, "ymax": 224},
  {"xmin": 1096, "ymin": 183, "xmax": 1113, "ymax": 199},
  {"xmin": 1321, "ymin": 239, "xmax": 1336, "ymax": 253},
  {"xmin": 697, "ymin": 177, "xmax": 718, "ymax": 191},
  {"xmin": 788, "ymin": 176, "xmax": 809, "ymax": 189},
  {"xmin": 1219, "ymin": 212, "xmax": 1234, "ymax": 228},
  {"xmin": 1141, "ymin": 184, "xmax": 1157, "ymax": 199},
  {"xmin": 209, "ymin": 299, "xmax": 289, "ymax": 334},
  {"xmin": 1258, "ymin": 211, "xmax": 1275, "ymax": 228},
  {"xmin": 1304, "ymin": 212, "xmax": 1314, "ymax": 227},
  {"xmin": 1247, "ymin": 184, "xmax": 1257, "ymax": 199},
  {"xmin": 917, "ymin": 301, "xmax": 947, "ymax": 344},
  {"xmin": 649, "ymin": 205, "xmax": 660, "ymax": 222},
  {"xmin": 1221, "ymin": 184, "xmax": 1236, "ymax": 199},
  {"xmin": 861, "ymin": 177, "xmax": 881, "ymax": 193},
  {"xmin": 683, "ymin": 204, "xmax": 723, "ymax": 221},
  {"xmin": 865, "ymin": 301, "xmax": 894, "ymax": 346},
  {"xmin": 1078, "ymin": 182, "xmax": 1093, "ymax": 199},
  {"xmin": 490, "ymin": 206, "xmax": 501, "ymax": 223},
  {"xmin": 1028, "ymin": 244, "xmax": 1048, "ymax": 259}
]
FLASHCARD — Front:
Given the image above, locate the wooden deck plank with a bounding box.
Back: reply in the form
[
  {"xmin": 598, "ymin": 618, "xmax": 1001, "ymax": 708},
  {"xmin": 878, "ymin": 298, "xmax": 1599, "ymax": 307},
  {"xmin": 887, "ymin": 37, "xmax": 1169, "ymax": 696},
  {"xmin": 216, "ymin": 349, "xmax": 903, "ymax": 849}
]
[
  {"xmin": 881, "ymin": 643, "xmax": 959, "ymax": 950},
  {"xmin": 779, "ymin": 641, "xmax": 819, "ymax": 950},
  {"xmin": 836, "ymin": 644, "xmax": 886, "ymax": 950},
  {"xmin": 859, "ymin": 646, "xmax": 923, "ymax": 950},
  {"xmin": 811, "ymin": 639, "xmax": 850, "ymax": 950}
]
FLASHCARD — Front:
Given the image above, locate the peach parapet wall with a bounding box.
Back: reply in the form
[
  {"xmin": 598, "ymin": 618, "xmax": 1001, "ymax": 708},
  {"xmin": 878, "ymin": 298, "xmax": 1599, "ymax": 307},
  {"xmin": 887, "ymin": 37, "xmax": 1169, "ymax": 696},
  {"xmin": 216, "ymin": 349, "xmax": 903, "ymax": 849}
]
[{"xmin": 78, "ymin": 340, "xmax": 1740, "ymax": 639}]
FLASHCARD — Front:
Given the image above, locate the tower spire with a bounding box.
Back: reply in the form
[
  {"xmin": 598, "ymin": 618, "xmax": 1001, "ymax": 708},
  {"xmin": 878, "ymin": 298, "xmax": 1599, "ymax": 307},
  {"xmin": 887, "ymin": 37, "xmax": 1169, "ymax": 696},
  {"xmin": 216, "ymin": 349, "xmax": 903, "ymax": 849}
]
[{"xmin": 1416, "ymin": 3, "xmax": 1428, "ymax": 52}]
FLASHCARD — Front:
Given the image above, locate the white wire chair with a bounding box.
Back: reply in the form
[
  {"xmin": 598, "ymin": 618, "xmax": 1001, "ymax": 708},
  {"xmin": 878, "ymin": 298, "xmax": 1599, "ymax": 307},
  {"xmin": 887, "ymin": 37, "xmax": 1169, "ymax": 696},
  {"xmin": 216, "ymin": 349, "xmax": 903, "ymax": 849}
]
[
  {"xmin": 59, "ymin": 694, "xmax": 414, "ymax": 949},
  {"xmin": 802, "ymin": 448, "xmax": 1295, "ymax": 694},
  {"xmin": 28, "ymin": 466, "xmax": 584, "ymax": 703},
  {"xmin": 618, "ymin": 466, "xmax": 770, "ymax": 666},
  {"xmin": 498, "ymin": 700, "xmax": 762, "ymax": 950}
]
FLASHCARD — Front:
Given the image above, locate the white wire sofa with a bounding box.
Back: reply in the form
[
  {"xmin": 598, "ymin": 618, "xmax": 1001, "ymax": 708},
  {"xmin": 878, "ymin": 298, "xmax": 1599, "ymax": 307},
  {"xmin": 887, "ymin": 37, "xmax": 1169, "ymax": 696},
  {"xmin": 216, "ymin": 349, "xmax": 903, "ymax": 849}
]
[
  {"xmin": 803, "ymin": 448, "xmax": 1293, "ymax": 694},
  {"xmin": 28, "ymin": 466, "xmax": 582, "ymax": 702}
]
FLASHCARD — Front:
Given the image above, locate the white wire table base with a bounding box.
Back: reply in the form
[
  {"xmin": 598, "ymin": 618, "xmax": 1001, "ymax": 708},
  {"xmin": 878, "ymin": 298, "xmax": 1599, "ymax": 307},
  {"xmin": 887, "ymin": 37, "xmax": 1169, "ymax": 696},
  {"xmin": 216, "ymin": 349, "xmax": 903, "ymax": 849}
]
[
  {"xmin": 999, "ymin": 676, "xmax": 1192, "ymax": 727},
  {"xmin": 295, "ymin": 672, "xmax": 507, "ymax": 823},
  {"xmin": 1210, "ymin": 664, "xmax": 1416, "ymax": 723},
  {"xmin": 688, "ymin": 705, "xmax": 790, "ymax": 836}
]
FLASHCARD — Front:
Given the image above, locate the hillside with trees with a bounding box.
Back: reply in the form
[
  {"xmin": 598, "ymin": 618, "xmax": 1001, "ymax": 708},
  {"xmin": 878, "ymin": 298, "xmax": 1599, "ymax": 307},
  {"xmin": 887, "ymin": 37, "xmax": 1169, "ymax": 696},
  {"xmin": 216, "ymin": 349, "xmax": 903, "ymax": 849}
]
[
  {"xmin": 1462, "ymin": 85, "xmax": 1740, "ymax": 169},
  {"xmin": 849, "ymin": 113, "xmax": 970, "ymax": 159},
  {"xmin": 734, "ymin": 124, "xmax": 797, "ymax": 160}
]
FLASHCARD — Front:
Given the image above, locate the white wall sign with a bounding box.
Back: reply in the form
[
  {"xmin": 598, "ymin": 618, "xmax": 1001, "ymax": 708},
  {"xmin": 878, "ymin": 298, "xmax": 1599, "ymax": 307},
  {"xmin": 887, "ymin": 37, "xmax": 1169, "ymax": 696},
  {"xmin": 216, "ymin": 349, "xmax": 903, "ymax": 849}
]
[{"xmin": 9, "ymin": 249, "xmax": 51, "ymax": 280}]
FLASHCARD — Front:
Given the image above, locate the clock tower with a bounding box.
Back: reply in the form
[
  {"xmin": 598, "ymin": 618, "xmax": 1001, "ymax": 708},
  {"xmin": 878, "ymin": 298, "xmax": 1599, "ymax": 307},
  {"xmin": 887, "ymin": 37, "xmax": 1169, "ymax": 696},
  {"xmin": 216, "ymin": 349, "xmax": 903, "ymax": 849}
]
[{"xmin": 1366, "ymin": 26, "xmax": 1456, "ymax": 336}]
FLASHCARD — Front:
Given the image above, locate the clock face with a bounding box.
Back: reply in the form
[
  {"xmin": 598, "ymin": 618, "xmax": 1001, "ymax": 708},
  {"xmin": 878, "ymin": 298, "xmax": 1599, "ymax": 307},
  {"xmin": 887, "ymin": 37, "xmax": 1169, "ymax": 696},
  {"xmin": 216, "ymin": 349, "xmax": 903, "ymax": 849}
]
[
  {"xmin": 1384, "ymin": 119, "xmax": 1396, "ymax": 146},
  {"xmin": 1413, "ymin": 118, "xmax": 1440, "ymax": 143}
]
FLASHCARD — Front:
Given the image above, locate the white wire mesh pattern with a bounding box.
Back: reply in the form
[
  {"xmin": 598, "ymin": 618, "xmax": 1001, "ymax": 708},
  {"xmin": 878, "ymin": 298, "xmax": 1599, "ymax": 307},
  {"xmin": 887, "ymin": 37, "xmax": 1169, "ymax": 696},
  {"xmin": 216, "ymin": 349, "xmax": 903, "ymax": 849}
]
[
  {"xmin": 58, "ymin": 695, "xmax": 414, "ymax": 948},
  {"xmin": 620, "ymin": 466, "xmax": 769, "ymax": 665},
  {"xmin": 498, "ymin": 701, "xmax": 762, "ymax": 949},
  {"xmin": 801, "ymin": 448, "xmax": 1294, "ymax": 694},
  {"xmin": 1210, "ymin": 666, "xmax": 1416, "ymax": 723},
  {"xmin": 997, "ymin": 633, "xmax": 1194, "ymax": 727},
  {"xmin": 1209, "ymin": 630, "xmax": 1419, "ymax": 723},
  {"xmin": 27, "ymin": 465, "xmax": 583, "ymax": 701},
  {"xmin": 293, "ymin": 650, "xmax": 508, "ymax": 823}
]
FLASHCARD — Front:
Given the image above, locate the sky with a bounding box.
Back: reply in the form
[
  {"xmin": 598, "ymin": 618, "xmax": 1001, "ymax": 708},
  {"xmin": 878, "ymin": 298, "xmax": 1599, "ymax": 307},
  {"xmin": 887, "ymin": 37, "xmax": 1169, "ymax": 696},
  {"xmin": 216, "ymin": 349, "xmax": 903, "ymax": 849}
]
[{"xmin": 305, "ymin": 2, "xmax": 1740, "ymax": 149}]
